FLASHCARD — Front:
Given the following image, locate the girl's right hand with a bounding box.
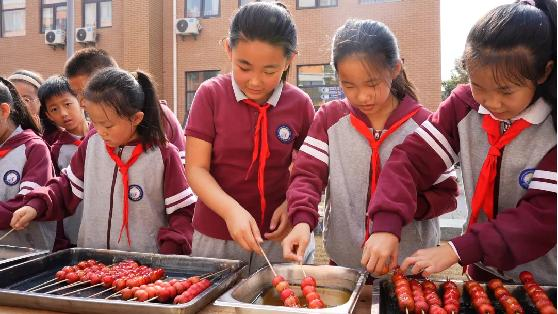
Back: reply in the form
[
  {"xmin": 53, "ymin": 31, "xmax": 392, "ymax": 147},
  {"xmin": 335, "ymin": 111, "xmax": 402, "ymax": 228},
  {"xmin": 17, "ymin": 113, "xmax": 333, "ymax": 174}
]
[
  {"xmin": 10, "ymin": 206, "xmax": 38, "ymax": 230},
  {"xmin": 224, "ymin": 205, "xmax": 263, "ymax": 253},
  {"xmin": 281, "ymin": 223, "xmax": 311, "ymax": 262}
]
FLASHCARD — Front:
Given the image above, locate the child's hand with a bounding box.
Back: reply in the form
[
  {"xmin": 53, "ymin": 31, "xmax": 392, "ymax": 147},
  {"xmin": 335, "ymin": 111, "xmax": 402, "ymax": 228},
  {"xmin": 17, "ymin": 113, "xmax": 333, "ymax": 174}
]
[
  {"xmin": 361, "ymin": 232, "xmax": 399, "ymax": 276},
  {"xmin": 281, "ymin": 223, "xmax": 310, "ymax": 262},
  {"xmin": 400, "ymin": 243, "xmax": 459, "ymax": 277},
  {"xmin": 264, "ymin": 201, "xmax": 291, "ymax": 242},
  {"xmin": 224, "ymin": 204, "xmax": 263, "ymax": 253},
  {"xmin": 10, "ymin": 206, "xmax": 38, "ymax": 230}
]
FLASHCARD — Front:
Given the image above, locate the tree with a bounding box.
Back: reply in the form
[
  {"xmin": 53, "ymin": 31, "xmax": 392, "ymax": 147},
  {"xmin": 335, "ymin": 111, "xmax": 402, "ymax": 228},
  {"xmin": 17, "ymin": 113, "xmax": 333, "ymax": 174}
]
[{"xmin": 441, "ymin": 58, "xmax": 469, "ymax": 100}]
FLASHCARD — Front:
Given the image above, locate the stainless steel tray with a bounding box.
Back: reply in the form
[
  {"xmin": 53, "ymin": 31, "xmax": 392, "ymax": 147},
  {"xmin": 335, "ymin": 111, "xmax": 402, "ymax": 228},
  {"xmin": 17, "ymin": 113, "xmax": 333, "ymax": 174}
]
[
  {"xmin": 0, "ymin": 248, "xmax": 246, "ymax": 314},
  {"xmin": 0, "ymin": 244, "xmax": 48, "ymax": 270},
  {"xmin": 371, "ymin": 278, "xmax": 557, "ymax": 314},
  {"xmin": 215, "ymin": 263, "xmax": 367, "ymax": 313}
]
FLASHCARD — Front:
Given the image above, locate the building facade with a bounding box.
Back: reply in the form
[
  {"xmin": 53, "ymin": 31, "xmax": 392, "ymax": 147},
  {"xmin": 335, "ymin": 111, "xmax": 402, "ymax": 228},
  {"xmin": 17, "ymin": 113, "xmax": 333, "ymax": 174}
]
[{"xmin": 0, "ymin": 0, "xmax": 440, "ymax": 124}]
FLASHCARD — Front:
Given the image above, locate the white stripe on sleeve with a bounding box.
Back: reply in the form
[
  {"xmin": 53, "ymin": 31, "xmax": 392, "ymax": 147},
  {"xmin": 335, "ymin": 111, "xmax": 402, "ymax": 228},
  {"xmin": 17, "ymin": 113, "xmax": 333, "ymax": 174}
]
[
  {"xmin": 533, "ymin": 170, "xmax": 557, "ymax": 182},
  {"xmin": 304, "ymin": 136, "xmax": 329, "ymax": 153},
  {"xmin": 165, "ymin": 187, "xmax": 194, "ymax": 205},
  {"xmin": 66, "ymin": 166, "xmax": 84, "ymax": 189},
  {"xmin": 300, "ymin": 144, "xmax": 329, "ymax": 165},
  {"xmin": 529, "ymin": 181, "xmax": 557, "ymax": 193},
  {"xmin": 422, "ymin": 121, "xmax": 458, "ymax": 162},
  {"xmin": 433, "ymin": 167, "xmax": 457, "ymax": 185},
  {"xmin": 166, "ymin": 195, "xmax": 197, "ymax": 214},
  {"xmin": 19, "ymin": 181, "xmax": 41, "ymax": 190},
  {"xmin": 415, "ymin": 128, "xmax": 453, "ymax": 168}
]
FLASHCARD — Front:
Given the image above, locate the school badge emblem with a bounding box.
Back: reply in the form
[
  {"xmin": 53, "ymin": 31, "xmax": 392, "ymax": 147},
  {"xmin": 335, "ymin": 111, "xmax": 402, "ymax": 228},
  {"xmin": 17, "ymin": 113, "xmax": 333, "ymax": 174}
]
[
  {"xmin": 3, "ymin": 170, "xmax": 20, "ymax": 186},
  {"xmin": 518, "ymin": 168, "xmax": 535, "ymax": 189},
  {"xmin": 276, "ymin": 124, "xmax": 294, "ymax": 144},
  {"xmin": 128, "ymin": 184, "xmax": 144, "ymax": 201}
]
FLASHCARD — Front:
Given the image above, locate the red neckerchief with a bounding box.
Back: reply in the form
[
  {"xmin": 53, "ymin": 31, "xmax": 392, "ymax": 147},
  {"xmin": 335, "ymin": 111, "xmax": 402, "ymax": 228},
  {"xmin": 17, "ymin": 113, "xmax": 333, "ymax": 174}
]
[
  {"xmin": 105, "ymin": 144, "xmax": 144, "ymax": 246},
  {"xmin": 349, "ymin": 108, "xmax": 420, "ymax": 241},
  {"xmin": 0, "ymin": 148, "xmax": 12, "ymax": 158},
  {"xmin": 242, "ymin": 98, "xmax": 271, "ymax": 228},
  {"xmin": 467, "ymin": 115, "xmax": 531, "ymax": 231}
]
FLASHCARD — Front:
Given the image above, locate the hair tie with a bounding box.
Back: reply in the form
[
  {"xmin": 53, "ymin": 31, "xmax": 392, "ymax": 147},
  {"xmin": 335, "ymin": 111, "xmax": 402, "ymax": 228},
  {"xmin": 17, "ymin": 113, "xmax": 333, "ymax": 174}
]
[
  {"xmin": 520, "ymin": 0, "xmax": 536, "ymax": 6},
  {"xmin": 7, "ymin": 73, "xmax": 41, "ymax": 89}
]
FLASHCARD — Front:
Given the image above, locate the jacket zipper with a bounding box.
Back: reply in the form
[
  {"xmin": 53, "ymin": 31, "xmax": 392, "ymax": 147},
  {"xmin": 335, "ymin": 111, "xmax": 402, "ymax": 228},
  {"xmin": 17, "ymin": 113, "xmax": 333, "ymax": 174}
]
[{"xmin": 106, "ymin": 147, "xmax": 123, "ymax": 249}]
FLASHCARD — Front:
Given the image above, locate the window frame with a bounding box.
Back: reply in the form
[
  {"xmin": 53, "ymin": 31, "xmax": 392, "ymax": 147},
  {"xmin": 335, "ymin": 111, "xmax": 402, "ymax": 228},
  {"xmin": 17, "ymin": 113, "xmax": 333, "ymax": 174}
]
[
  {"xmin": 0, "ymin": 0, "xmax": 26, "ymax": 37},
  {"xmin": 81, "ymin": 0, "xmax": 112, "ymax": 28},
  {"xmin": 296, "ymin": 63, "xmax": 341, "ymax": 108},
  {"xmin": 296, "ymin": 0, "xmax": 337, "ymax": 10},
  {"xmin": 40, "ymin": 0, "xmax": 66, "ymax": 33},
  {"xmin": 185, "ymin": 0, "xmax": 220, "ymax": 19},
  {"xmin": 184, "ymin": 70, "xmax": 220, "ymax": 121}
]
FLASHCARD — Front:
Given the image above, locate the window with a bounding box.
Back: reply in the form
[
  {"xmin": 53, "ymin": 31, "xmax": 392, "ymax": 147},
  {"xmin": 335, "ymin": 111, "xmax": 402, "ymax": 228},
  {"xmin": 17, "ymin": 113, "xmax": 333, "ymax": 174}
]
[
  {"xmin": 185, "ymin": 0, "xmax": 219, "ymax": 18},
  {"xmin": 83, "ymin": 0, "xmax": 112, "ymax": 28},
  {"xmin": 41, "ymin": 0, "xmax": 66, "ymax": 32},
  {"xmin": 360, "ymin": 0, "xmax": 400, "ymax": 3},
  {"xmin": 239, "ymin": 0, "xmax": 275, "ymax": 7},
  {"xmin": 297, "ymin": 64, "xmax": 343, "ymax": 108},
  {"xmin": 185, "ymin": 70, "xmax": 219, "ymax": 119},
  {"xmin": 1, "ymin": 0, "xmax": 26, "ymax": 37},
  {"xmin": 297, "ymin": 0, "xmax": 337, "ymax": 9}
]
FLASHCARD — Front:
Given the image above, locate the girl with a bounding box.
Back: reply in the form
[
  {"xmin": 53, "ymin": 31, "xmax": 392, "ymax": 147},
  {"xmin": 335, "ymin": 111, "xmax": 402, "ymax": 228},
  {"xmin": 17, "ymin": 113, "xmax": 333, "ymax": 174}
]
[
  {"xmin": 10, "ymin": 68, "xmax": 196, "ymax": 254},
  {"xmin": 282, "ymin": 19, "xmax": 458, "ymax": 272},
  {"xmin": 185, "ymin": 2, "xmax": 315, "ymax": 273},
  {"xmin": 368, "ymin": 0, "xmax": 556, "ymax": 285},
  {"xmin": 38, "ymin": 75, "xmax": 89, "ymax": 250},
  {"xmin": 8, "ymin": 70, "xmax": 62, "ymax": 147},
  {"xmin": 0, "ymin": 77, "xmax": 56, "ymax": 250}
]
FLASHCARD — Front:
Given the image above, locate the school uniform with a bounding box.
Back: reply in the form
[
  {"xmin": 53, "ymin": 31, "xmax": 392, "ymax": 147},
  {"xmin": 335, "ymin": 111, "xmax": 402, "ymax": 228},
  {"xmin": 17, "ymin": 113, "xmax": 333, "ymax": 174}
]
[
  {"xmin": 185, "ymin": 74, "xmax": 316, "ymax": 273},
  {"xmin": 50, "ymin": 130, "xmax": 84, "ymax": 249},
  {"xmin": 288, "ymin": 97, "xmax": 458, "ymax": 270},
  {"xmin": 23, "ymin": 130, "xmax": 197, "ymax": 254},
  {"xmin": 160, "ymin": 100, "xmax": 186, "ymax": 165},
  {"xmin": 370, "ymin": 84, "xmax": 556, "ymax": 285},
  {"xmin": 0, "ymin": 127, "xmax": 56, "ymax": 250}
]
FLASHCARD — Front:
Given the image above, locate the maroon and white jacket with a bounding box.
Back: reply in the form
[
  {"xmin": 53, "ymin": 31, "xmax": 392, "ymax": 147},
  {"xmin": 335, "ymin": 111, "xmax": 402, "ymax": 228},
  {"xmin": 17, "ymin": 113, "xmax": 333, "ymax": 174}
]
[
  {"xmin": 369, "ymin": 85, "xmax": 556, "ymax": 284},
  {"xmin": 24, "ymin": 130, "xmax": 196, "ymax": 254},
  {"xmin": 0, "ymin": 127, "xmax": 56, "ymax": 250},
  {"xmin": 287, "ymin": 97, "xmax": 458, "ymax": 269}
]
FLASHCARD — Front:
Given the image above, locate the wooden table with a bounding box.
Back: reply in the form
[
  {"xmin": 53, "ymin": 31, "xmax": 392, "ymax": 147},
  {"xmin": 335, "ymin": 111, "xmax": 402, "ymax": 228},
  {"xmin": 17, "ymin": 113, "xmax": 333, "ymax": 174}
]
[{"xmin": 0, "ymin": 285, "xmax": 375, "ymax": 314}]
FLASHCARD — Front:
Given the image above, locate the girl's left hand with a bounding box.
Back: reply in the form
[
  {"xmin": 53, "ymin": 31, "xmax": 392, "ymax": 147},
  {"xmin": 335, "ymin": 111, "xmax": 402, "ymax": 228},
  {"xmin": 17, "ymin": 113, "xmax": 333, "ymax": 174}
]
[
  {"xmin": 400, "ymin": 243, "xmax": 459, "ymax": 277},
  {"xmin": 264, "ymin": 200, "xmax": 291, "ymax": 241}
]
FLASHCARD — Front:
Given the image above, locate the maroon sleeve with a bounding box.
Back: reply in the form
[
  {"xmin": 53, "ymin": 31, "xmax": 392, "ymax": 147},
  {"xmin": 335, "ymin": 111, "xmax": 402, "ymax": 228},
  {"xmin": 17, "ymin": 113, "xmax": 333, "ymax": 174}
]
[
  {"xmin": 0, "ymin": 140, "xmax": 54, "ymax": 228},
  {"xmin": 157, "ymin": 144, "xmax": 196, "ymax": 255},
  {"xmin": 24, "ymin": 133, "xmax": 90, "ymax": 221},
  {"xmin": 415, "ymin": 168, "xmax": 459, "ymax": 220},
  {"xmin": 184, "ymin": 82, "xmax": 216, "ymax": 143},
  {"xmin": 368, "ymin": 86, "xmax": 471, "ymax": 239},
  {"xmin": 160, "ymin": 100, "xmax": 186, "ymax": 164},
  {"xmin": 50, "ymin": 141, "xmax": 62, "ymax": 175},
  {"xmin": 287, "ymin": 105, "xmax": 329, "ymax": 230},
  {"xmin": 451, "ymin": 147, "xmax": 557, "ymax": 270},
  {"xmin": 293, "ymin": 96, "xmax": 315, "ymax": 150}
]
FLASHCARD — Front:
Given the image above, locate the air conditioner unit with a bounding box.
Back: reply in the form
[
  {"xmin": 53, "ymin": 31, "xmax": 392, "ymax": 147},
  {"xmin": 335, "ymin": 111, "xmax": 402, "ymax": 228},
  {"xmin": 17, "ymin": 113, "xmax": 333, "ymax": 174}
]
[
  {"xmin": 45, "ymin": 29, "xmax": 65, "ymax": 45},
  {"xmin": 176, "ymin": 18, "xmax": 201, "ymax": 36},
  {"xmin": 75, "ymin": 26, "xmax": 96, "ymax": 43}
]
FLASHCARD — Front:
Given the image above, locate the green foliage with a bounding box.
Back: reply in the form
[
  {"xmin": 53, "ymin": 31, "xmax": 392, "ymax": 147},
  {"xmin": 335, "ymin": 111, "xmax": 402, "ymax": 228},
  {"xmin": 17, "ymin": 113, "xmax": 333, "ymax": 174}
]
[{"xmin": 442, "ymin": 59, "xmax": 469, "ymax": 100}]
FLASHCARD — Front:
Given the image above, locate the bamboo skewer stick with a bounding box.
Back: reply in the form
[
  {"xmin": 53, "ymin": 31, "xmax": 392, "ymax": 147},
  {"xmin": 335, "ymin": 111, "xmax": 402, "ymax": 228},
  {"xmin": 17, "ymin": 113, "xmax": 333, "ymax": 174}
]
[
  {"xmin": 60, "ymin": 283, "xmax": 103, "ymax": 296},
  {"xmin": 28, "ymin": 280, "xmax": 67, "ymax": 292},
  {"xmin": 88, "ymin": 287, "xmax": 114, "ymax": 298},
  {"xmin": 260, "ymin": 246, "xmax": 277, "ymax": 277},
  {"xmin": 45, "ymin": 281, "xmax": 89, "ymax": 294},
  {"xmin": 25, "ymin": 278, "xmax": 58, "ymax": 292},
  {"xmin": 0, "ymin": 228, "xmax": 15, "ymax": 242}
]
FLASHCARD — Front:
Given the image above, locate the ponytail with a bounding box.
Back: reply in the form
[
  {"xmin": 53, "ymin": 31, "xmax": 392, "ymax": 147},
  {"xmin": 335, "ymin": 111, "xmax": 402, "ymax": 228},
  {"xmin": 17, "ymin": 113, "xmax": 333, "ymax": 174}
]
[
  {"xmin": 0, "ymin": 77, "xmax": 41, "ymax": 134},
  {"xmin": 391, "ymin": 67, "xmax": 418, "ymax": 101},
  {"xmin": 133, "ymin": 71, "xmax": 166, "ymax": 148},
  {"xmin": 535, "ymin": 0, "xmax": 556, "ymax": 129}
]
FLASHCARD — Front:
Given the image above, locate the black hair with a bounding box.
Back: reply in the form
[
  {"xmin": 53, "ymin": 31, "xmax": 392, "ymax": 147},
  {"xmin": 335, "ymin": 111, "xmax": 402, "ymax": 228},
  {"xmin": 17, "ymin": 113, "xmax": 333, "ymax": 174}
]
[
  {"xmin": 463, "ymin": 0, "xmax": 556, "ymax": 127},
  {"xmin": 331, "ymin": 19, "xmax": 418, "ymax": 101},
  {"xmin": 38, "ymin": 75, "xmax": 77, "ymax": 135},
  {"xmin": 229, "ymin": 2, "xmax": 297, "ymax": 81},
  {"xmin": 64, "ymin": 48, "xmax": 118, "ymax": 78},
  {"xmin": 0, "ymin": 77, "xmax": 41, "ymax": 134},
  {"xmin": 83, "ymin": 68, "xmax": 166, "ymax": 148},
  {"xmin": 8, "ymin": 70, "xmax": 44, "ymax": 90}
]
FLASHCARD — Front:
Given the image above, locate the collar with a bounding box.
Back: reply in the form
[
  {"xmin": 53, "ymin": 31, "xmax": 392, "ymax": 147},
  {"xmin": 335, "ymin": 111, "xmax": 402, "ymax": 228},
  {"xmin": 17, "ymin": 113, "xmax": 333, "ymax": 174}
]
[
  {"xmin": 478, "ymin": 97, "xmax": 551, "ymax": 125},
  {"xmin": 231, "ymin": 74, "xmax": 284, "ymax": 107},
  {"xmin": 0, "ymin": 126, "xmax": 23, "ymax": 147}
]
